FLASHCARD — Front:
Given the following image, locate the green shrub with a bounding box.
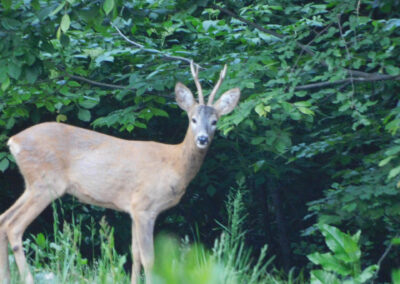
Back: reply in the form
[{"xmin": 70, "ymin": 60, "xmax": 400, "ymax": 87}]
[{"xmin": 307, "ymin": 224, "xmax": 378, "ymax": 284}]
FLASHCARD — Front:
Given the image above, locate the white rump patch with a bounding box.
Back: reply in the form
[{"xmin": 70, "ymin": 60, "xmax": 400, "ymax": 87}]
[{"xmin": 7, "ymin": 137, "xmax": 21, "ymax": 155}]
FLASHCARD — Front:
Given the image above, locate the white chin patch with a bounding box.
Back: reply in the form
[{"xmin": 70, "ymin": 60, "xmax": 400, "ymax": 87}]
[{"xmin": 196, "ymin": 142, "xmax": 208, "ymax": 149}]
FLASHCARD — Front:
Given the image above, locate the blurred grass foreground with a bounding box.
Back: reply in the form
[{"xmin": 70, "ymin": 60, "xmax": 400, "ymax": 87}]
[{"xmin": 8, "ymin": 189, "xmax": 288, "ymax": 284}]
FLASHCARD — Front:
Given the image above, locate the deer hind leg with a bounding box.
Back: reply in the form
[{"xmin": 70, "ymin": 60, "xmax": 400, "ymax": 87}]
[
  {"xmin": 5, "ymin": 185, "xmax": 61, "ymax": 284},
  {"xmin": 131, "ymin": 221, "xmax": 142, "ymax": 284},
  {"xmin": 133, "ymin": 211, "xmax": 156, "ymax": 284},
  {"xmin": 0, "ymin": 191, "xmax": 32, "ymax": 284},
  {"xmin": 0, "ymin": 227, "xmax": 10, "ymax": 284}
]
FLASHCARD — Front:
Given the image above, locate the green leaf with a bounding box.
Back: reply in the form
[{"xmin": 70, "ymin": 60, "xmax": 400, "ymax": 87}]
[
  {"xmin": 290, "ymin": 112, "xmax": 301, "ymax": 120},
  {"xmin": 251, "ymin": 137, "xmax": 265, "ymax": 145},
  {"xmin": 103, "ymin": 0, "xmax": 114, "ymax": 15},
  {"xmin": 31, "ymin": 0, "xmax": 40, "ymax": 10},
  {"xmin": 388, "ymin": 165, "xmax": 400, "ymax": 179},
  {"xmin": 351, "ymin": 230, "xmax": 361, "ymax": 244},
  {"xmin": 253, "ymin": 160, "xmax": 265, "ymax": 173},
  {"xmin": 0, "ymin": 158, "xmax": 10, "ymax": 172},
  {"xmin": 78, "ymin": 109, "xmax": 91, "ymax": 122},
  {"xmin": 1, "ymin": 0, "xmax": 11, "ymax": 10},
  {"xmin": 206, "ymin": 185, "xmax": 216, "ymax": 197},
  {"xmin": 35, "ymin": 233, "xmax": 46, "ymax": 249},
  {"xmin": 150, "ymin": 108, "xmax": 169, "ymax": 118},
  {"xmin": 8, "ymin": 62, "xmax": 21, "ymax": 80},
  {"xmin": 391, "ymin": 237, "xmax": 400, "ymax": 245},
  {"xmin": 310, "ymin": 270, "xmax": 340, "ymax": 284},
  {"xmin": 386, "ymin": 65, "xmax": 400, "ymax": 76},
  {"xmin": 319, "ymin": 224, "xmax": 361, "ymax": 263},
  {"xmin": 392, "ymin": 269, "xmax": 400, "ymax": 284},
  {"xmin": 79, "ymin": 98, "xmax": 99, "ymax": 109},
  {"xmin": 202, "ymin": 20, "xmax": 216, "ymax": 31},
  {"xmin": 294, "ymin": 101, "xmax": 312, "ymax": 107},
  {"xmin": 379, "ymin": 156, "xmax": 394, "ymax": 167},
  {"xmin": 255, "ymin": 104, "xmax": 271, "ymax": 117},
  {"xmin": 385, "ymin": 145, "xmax": 400, "ymax": 156},
  {"xmin": 60, "ymin": 34, "xmax": 70, "ymax": 46},
  {"xmin": 60, "ymin": 14, "xmax": 71, "ymax": 33},
  {"xmin": 56, "ymin": 114, "xmax": 67, "ymax": 122},
  {"xmin": 297, "ymin": 106, "xmax": 315, "ymax": 115},
  {"xmin": 25, "ymin": 67, "xmax": 39, "ymax": 84},
  {"xmin": 133, "ymin": 121, "xmax": 147, "ymax": 128},
  {"xmin": 307, "ymin": 252, "xmax": 351, "ymax": 276},
  {"xmin": 355, "ymin": 265, "xmax": 378, "ymax": 282},
  {"xmin": 1, "ymin": 75, "xmax": 10, "ymax": 91},
  {"xmin": 50, "ymin": 2, "xmax": 65, "ymax": 16},
  {"xmin": 255, "ymin": 104, "xmax": 264, "ymax": 116}
]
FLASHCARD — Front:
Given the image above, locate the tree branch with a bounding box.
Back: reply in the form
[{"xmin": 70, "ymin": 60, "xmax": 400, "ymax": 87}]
[
  {"xmin": 67, "ymin": 74, "xmax": 129, "ymax": 90},
  {"xmin": 294, "ymin": 74, "xmax": 400, "ymax": 91},
  {"xmin": 65, "ymin": 73, "xmax": 173, "ymax": 99},
  {"xmin": 112, "ymin": 24, "xmax": 202, "ymax": 69}
]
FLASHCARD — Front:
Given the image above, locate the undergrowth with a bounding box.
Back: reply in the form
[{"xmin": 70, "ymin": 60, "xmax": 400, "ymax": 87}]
[{"xmin": 8, "ymin": 188, "xmax": 293, "ymax": 284}]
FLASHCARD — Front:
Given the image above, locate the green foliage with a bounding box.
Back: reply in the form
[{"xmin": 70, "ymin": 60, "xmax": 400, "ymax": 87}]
[
  {"xmin": 307, "ymin": 224, "xmax": 378, "ymax": 284},
  {"xmin": 1, "ymin": 0, "xmax": 400, "ymax": 281}
]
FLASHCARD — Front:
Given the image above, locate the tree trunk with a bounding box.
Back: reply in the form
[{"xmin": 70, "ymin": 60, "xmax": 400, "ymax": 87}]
[{"xmin": 270, "ymin": 180, "xmax": 291, "ymax": 271}]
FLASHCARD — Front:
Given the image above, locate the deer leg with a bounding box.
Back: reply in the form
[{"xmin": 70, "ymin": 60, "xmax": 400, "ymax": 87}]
[
  {"xmin": 0, "ymin": 191, "xmax": 31, "ymax": 284},
  {"xmin": 0, "ymin": 226, "xmax": 10, "ymax": 284},
  {"xmin": 133, "ymin": 211, "xmax": 155, "ymax": 284},
  {"xmin": 131, "ymin": 220, "xmax": 142, "ymax": 284},
  {"xmin": 5, "ymin": 190, "xmax": 57, "ymax": 284}
]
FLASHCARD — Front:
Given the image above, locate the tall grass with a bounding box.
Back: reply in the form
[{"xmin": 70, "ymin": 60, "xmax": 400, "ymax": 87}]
[
  {"xmin": 10, "ymin": 203, "xmax": 130, "ymax": 283},
  {"xmin": 9, "ymin": 188, "xmax": 295, "ymax": 283},
  {"xmin": 152, "ymin": 188, "xmax": 280, "ymax": 284},
  {"xmin": 211, "ymin": 189, "xmax": 275, "ymax": 283}
]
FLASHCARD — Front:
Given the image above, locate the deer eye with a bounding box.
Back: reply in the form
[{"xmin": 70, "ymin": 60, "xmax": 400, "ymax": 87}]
[
  {"xmin": 211, "ymin": 120, "xmax": 217, "ymax": 126},
  {"xmin": 192, "ymin": 118, "xmax": 197, "ymax": 124}
]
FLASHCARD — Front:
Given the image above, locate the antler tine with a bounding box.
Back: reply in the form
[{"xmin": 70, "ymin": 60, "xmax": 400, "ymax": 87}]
[
  {"xmin": 207, "ymin": 64, "xmax": 228, "ymax": 106},
  {"xmin": 190, "ymin": 60, "xmax": 204, "ymax": 105}
]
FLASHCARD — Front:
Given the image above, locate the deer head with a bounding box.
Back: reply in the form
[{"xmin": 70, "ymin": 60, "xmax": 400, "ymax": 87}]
[{"xmin": 175, "ymin": 62, "xmax": 240, "ymax": 149}]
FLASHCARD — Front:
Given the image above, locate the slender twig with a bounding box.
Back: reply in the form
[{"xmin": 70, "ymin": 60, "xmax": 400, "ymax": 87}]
[
  {"xmin": 373, "ymin": 235, "xmax": 399, "ymax": 281},
  {"xmin": 290, "ymin": 23, "xmax": 333, "ymax": 74},
  {"xmin": 65, "ymin": 73, "xmax": 174, "ymax": 99},
  {"xmin": 337, "ymin": 13, "xmax": 356, "ymax": 108},
  {"xmin": 68, "ymin": 74, "xmax": 129, "ymax": 89},
  {"xmin": 112, "ymin": 23, "xmax": 202, "ymax": 69}
]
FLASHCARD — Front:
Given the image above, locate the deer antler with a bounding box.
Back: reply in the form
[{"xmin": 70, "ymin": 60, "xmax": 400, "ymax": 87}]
[
  {"xmin": 190, "ymin": 60, "xmax": 204, "ymax": 105},
  {"xmin": 207, "ymin": 64, "xmax": 227, "ymax": 106}
]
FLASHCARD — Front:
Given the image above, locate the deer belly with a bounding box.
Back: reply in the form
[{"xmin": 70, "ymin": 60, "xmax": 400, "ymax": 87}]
[{"xmin": 66, "ymin": 161, "xmax": 133, "ymax": 212}]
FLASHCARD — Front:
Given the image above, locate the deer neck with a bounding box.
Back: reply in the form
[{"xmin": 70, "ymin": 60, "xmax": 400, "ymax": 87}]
[{"xmin": 178, "ymin": 126, "xmax": 208, "ymax": 184}]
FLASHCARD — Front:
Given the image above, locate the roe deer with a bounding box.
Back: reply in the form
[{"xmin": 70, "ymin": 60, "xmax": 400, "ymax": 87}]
[{"xmin": 0, "ymin": 61, "xmax": 240, "ymax": 284}]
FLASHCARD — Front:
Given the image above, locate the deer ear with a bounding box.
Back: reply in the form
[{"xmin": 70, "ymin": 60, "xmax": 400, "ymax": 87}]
[
  {"xmin": 175, "ymin": 82, "xmax": 196, "ymax": 112},
  {"xmin": 213, "ymin": 88, "xmax": 240, "ymax": 116}
]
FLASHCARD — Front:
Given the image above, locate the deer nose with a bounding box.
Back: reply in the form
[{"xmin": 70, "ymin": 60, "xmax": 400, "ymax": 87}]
[{"xmin": 197, "ymin": 135, "xmax": 209, "ymax": 145}]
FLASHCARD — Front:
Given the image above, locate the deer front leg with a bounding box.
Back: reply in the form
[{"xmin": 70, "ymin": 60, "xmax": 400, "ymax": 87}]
[
  {"xmin": 133, "ymin": 211, "xmax": 155, "ymax": 284},
  {"xmin": 131, "ymin": 220, "xmax": 142, "ymax": 284}
]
